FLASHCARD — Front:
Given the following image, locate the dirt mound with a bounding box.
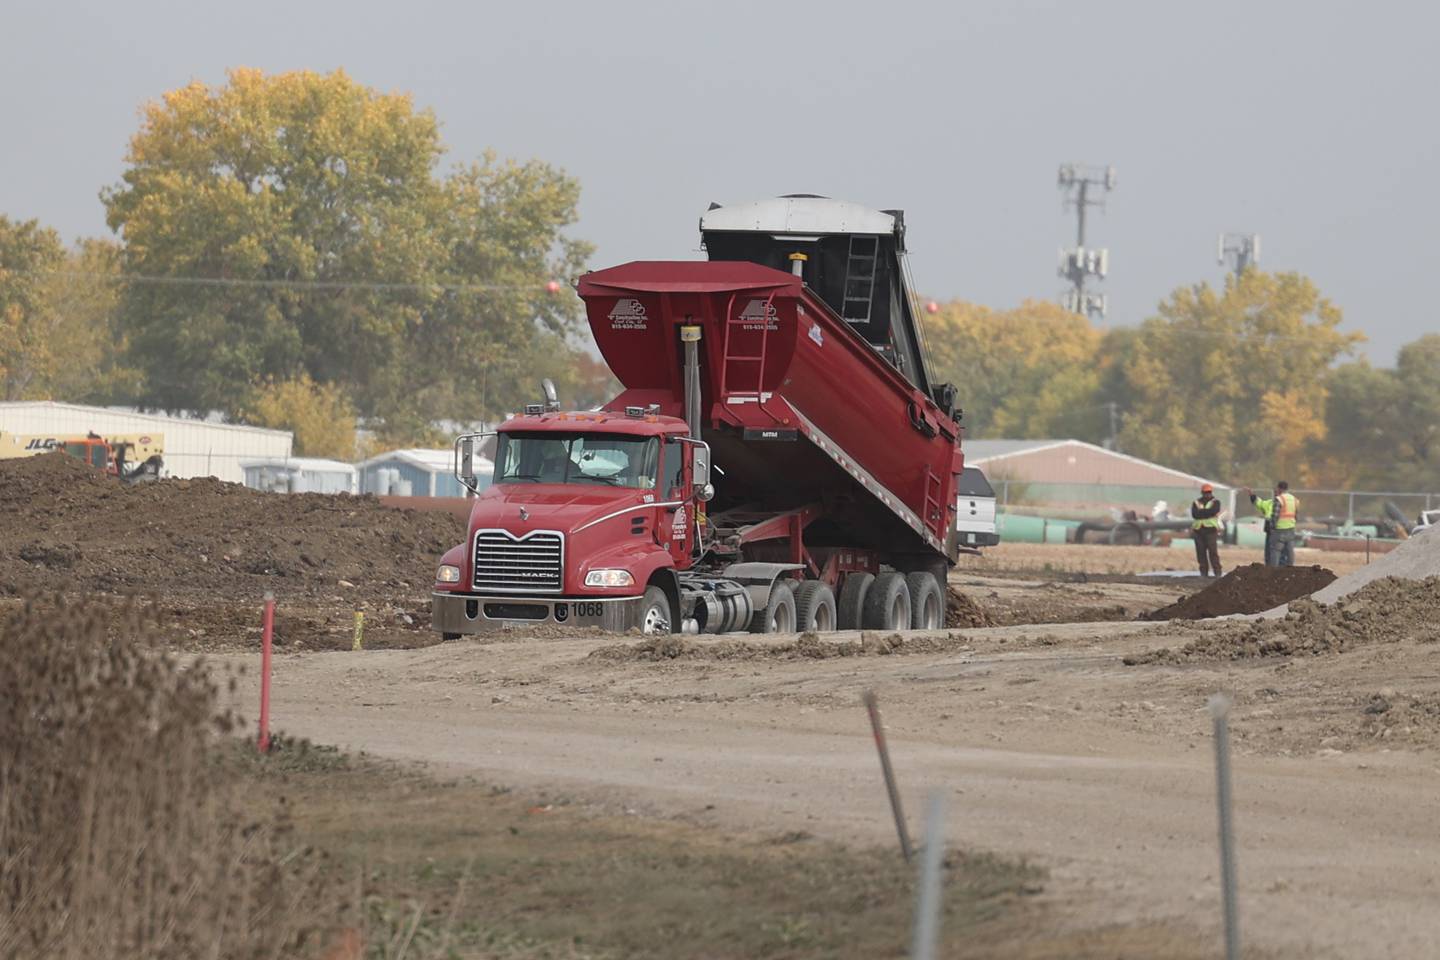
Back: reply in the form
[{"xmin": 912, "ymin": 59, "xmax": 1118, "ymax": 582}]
[
  {"xmin": 946, "ymin": 586, "xmax": 995, "ymax": 628},
  {"xmin": 1126, "ymin": 576, "xmax": 1440, "ymax": 664},
  {"xmin": 0, "ymin": 452, "xmax": 461, "ymax": 605},
  {"xmin": 1145, "ymin": 563, "xmax": 1336, "ymax": 620},
  {"xmin": 590, "ymin": 629, "xmax": 984, "ymax": 663},
  {"xmin": 1299, "ymin": 529, "xmax": 1440, "ymax": 607}
]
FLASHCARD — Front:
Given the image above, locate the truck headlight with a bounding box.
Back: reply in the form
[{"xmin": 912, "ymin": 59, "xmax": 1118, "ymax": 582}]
[
  {"xmin": 584, "ymin": 569, "xmax": 635, "ymax": 587},
  {"xmin": 436, "ymin": 564, "xmax": 461, "ymax": 583}
]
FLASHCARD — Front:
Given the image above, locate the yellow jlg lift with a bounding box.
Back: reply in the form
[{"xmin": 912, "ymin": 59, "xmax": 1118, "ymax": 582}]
[{"xmin": 0, "ymin": 431, "xmax": 164, "ymax": 483}]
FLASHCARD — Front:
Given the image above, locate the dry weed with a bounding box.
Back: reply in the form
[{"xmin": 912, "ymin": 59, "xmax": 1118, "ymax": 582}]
[{"xmin": 0, "ymin": 595, "xmax": 341, "ymax": 959}]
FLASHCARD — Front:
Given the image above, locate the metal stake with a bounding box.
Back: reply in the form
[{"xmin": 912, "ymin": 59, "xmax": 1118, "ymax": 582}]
[
  {"xmin": 863, "ymin": 690, "xmax": 913, "ymax": 861},
  {"xmin": 1209, "ymin": 694, "xmax": 1240, "ymax": 960},
  {"xmin": 910, "ymin": 791, "xmax": 946, "ymax": 960},
  {"xmin": 258, "ymin": 592, "xmax": 275, "ymax": 754}
]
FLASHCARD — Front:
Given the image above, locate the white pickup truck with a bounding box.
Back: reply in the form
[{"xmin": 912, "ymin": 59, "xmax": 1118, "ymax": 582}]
[
  {"xmin": 955, "ymin": 467, "xmax": 1000, "ymax": 548},
  {"xmin": 1412, "ymin": 509, "xmax": 1440, "ymax": 536}
]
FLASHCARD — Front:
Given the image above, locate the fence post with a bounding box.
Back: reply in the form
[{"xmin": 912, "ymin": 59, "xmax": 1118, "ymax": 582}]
[
  {"xmin": 258, "ymin": 592, "xmax": 275, "ymax": 754},
  {"xmin": 910, "ymin": 791, "xmax": 947, "ymax": 960},
  {"xmin": 1346, "ymin": 491, "xmax": 1355, "ymax": 526},
  {"xmin": 1209, "ymin": 694, "xmax": 1240, "ymax": 960}
]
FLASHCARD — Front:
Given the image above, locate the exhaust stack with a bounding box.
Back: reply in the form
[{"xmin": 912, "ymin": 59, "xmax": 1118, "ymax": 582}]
[{"xmin": 680, "ymin": 323, "xmax": 702, "ymax": 439}]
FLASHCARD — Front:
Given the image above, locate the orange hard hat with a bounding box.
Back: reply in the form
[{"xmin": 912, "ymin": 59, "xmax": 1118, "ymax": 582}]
[{"xmin": 1201, "ymin": 483, "xmax": 1214, "ymax": 493}]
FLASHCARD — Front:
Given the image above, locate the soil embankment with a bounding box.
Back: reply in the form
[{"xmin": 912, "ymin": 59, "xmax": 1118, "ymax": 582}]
[
  {"xmin": 0, "ymin": 453, "xmax": 461, "ymax": 602},
  {"xmin": 1145, "ymin": 563, "xmax": 1335, "ymax": 620}
]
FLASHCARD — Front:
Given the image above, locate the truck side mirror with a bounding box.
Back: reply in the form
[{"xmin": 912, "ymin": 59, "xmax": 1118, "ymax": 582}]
[
  {"xmin": 459, "ymin": 437, "xmax": 475, "ymax": 482},
  {"xmin": 691, "ymin": 444, "xmax": 711, "ymax": 491}
]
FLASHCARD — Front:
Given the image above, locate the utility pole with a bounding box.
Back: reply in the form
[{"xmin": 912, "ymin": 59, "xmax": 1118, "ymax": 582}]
[
  {"xmin": 1057, "ymin": 163, "xmax": 1115, "ymax": 321},
  {"xmin": 1218, "ymin": 233, "xmax": 1261, "ymax": 277}
]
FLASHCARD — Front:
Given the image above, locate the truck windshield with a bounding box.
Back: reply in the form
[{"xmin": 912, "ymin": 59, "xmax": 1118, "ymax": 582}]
[{"xmin": 495, "ymin": 433, "xmax": 659, "ymax": 489}]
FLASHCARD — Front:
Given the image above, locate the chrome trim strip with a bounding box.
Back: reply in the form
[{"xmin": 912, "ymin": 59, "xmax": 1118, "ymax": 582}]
[{"xmin": 573, "ymin": 501, "xmax": 684, "ymax": 533}]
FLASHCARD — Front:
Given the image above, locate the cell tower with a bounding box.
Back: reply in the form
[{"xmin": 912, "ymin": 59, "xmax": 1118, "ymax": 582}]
[
  {"xmin": 1056, "ymin": 163, "xmax": 1115, "ymax": 321},
  {"xmin": 1218, "ymin": 233, "xmax": 1261, "ymax": 276}
]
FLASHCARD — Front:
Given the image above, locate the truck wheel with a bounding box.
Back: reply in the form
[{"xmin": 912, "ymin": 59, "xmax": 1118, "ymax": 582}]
[
  {"xmin": 862, "ymin": 573, "xmax": 911, "ymax": 631},
  {"xmin": 749, "ymin": 580, "xmax": 797, "ymax": 634},
  {"xmin": 793, "ymin": 581, "xmax": 837, "ymax": 633},
  {"xmin": 639, "ymin": 586, "xmax": 672, "ymax": 634},
  {"xmin": 837, "ymin": 572, "xmax": 873, "ymax": 630},
  {"xmin": 904, "ymin": 572, "xmax": 943, "ymax": 630}
]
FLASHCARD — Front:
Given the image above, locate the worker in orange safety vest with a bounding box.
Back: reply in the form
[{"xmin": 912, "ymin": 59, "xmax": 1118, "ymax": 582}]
[{"xmin": 1245, "ymin": 481, "xmax": 1299, "ymax": 566}]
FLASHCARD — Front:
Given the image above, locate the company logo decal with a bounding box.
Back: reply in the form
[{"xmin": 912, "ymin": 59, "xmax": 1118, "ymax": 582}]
[
  {"xmin": 607, "ymin": 298, "xmax": 648, "ymax": 330},
  {"xmin": 671, "ymin": 504, "xmax": 688, "ymax": 541},
  {"xmin": 808, "ymin": 323, "xmax": 824, "ymax": 347},
  {"xmin": 738, "ymin": 299, "xmax": 779, "ymax": 331}
]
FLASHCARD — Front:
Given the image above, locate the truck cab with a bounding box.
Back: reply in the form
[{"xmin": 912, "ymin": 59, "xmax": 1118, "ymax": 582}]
[{"xmin": 431, "ymin": 406, "xmax": 712, "ymax": 636}]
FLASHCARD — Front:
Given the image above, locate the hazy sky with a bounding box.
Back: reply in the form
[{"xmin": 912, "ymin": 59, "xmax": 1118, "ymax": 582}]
[{"xmin": 4, "ymin": 0, "xmax": 1435, "ymax": 363}]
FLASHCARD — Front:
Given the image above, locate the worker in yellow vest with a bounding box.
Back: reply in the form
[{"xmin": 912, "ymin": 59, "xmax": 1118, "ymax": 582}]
[
  {"xmin": 1246, "ymin": 481, "xmax": 1300, "ymax": 566},
  {"xmin": 1190, "ymin": 483, "xmax": 1223, "ymax": 577}
]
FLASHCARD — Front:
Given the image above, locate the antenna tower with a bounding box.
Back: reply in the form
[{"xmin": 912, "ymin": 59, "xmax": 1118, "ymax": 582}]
[
  {"xmin": 1218, "ymin": 233, "xmax": 1261, "ymax": 276},
  {"xmin": 1056, "ymin": 163, "xmax": 1115, "ymax": 321}
]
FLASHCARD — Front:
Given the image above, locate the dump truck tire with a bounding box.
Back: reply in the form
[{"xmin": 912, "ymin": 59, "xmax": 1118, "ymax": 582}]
[
  {"xmin": 749, "ymin": 580, "xmax": 796, "ymax": 634},
  {"xmin": 905, "ymin": 572, "xmax": 942, "ymax": 630},
  {"xmin": 838, "ymin": 573, "xmax": 873, "ymax": 630},
  {"xmin": 862, "ymin": 573, "xmax": 911, "ymax": 631},
  {"xmin": 794, "ymin": 581, "xmax": 837, "ymax": 633}
]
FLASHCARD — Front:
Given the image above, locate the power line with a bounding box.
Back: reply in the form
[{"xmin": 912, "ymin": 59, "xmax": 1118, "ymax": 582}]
[{"xmin": 12, "ymin": 269, "xmax": 568, "ymax": 295}]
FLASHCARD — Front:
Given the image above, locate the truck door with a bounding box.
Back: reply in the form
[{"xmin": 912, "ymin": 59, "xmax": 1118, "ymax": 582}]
[{"xmin": 661, "ymin": 437, "xmax": 695, "ymax": 567}]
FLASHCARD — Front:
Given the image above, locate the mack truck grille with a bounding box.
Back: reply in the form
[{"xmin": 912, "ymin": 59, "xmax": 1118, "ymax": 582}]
[{"xmin": 472, "ymin": 530, "xmax": 564, "ymax": 593}]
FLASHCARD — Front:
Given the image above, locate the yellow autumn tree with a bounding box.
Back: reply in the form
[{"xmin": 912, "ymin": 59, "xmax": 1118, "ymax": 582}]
[
  {"xmin": 1103, "ymin": 270, "xmax": 1360, "ymax": 485},
  {"xmin": 0, "ymin": 216, "xmax": 66, "ymax": 400},
  {"xmin": 924, "ymin": 298, "xmax": 1106, "ymax": 440},
  {"xmin": 240, "ymin": 374, "xmax": 358, "ymax": 459}
]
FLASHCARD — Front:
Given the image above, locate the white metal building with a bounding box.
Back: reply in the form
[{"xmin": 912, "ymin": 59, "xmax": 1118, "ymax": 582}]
[
  {"xmin": 357, "ymin": 448, "xmax": 491, "ymax": 497},
  {"xmin": 0, "ymin": 401, "xmax": 292, "ymax": 483},
  {"xmin": 241, "ymin": 457, "xmax": 357, "ymax": 494}
]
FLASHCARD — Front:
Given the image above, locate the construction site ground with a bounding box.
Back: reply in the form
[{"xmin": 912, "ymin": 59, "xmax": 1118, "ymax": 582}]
[{"xmin": 6, "ymin": 457, "xmax": 1437, "ymax": 958}]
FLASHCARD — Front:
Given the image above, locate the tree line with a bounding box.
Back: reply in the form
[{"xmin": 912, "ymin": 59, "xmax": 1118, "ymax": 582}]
[
  {"xmin": 924, "ymin": 272, "xmax": 1439, "ymax": 491},
  {"xmin": 0, "ymin": 68, "xmax": 614, "ymax": 458},
  {"xmin": 4, "ymin": 69, "xmax": 1431, "ymax": 485}
]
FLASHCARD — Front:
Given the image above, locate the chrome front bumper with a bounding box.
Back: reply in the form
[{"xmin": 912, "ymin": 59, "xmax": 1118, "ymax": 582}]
[{"xmin": 431, "ymin": 591, "xmax": 644, "ymax": 635}]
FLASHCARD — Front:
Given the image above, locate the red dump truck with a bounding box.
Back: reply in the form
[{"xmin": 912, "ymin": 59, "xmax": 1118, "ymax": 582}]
[{"xmin": 432, "ymin": 196, "xmax": 970, "ymax": 636}]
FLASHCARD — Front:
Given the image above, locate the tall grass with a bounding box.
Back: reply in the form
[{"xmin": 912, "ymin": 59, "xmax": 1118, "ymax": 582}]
[{"xmin": 0, "ymin": 596, "xmax": 337, "ymax": 959}]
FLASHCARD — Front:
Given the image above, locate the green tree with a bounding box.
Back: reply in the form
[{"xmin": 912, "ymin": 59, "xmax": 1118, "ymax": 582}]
[
  {"xmin": 1323, "ymin": 335, "xmax": 1440, "ymax": 489},
  {"xmin": 38, "ymin": 238, "xmax": 145, "ymax": 403},
  {"xmin": 0, "ymin": 216, "xmax": 66, "ymax": 400},
  {"xmin": 102, "ymin": 68, "xmax": 589, "ymax": 436},
  {"xmin": 924, "ymin": 298, "xmax": 1106, "ymax": 440},
  {"xmin": 1103, "ymin": 270, "xmax": 1361, "ymax": 484}
]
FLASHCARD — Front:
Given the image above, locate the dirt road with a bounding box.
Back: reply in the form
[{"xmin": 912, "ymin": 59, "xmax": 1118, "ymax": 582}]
[{"xmin": 223, "ymin": 621, "xmax": 1440, "ymax": 960}]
